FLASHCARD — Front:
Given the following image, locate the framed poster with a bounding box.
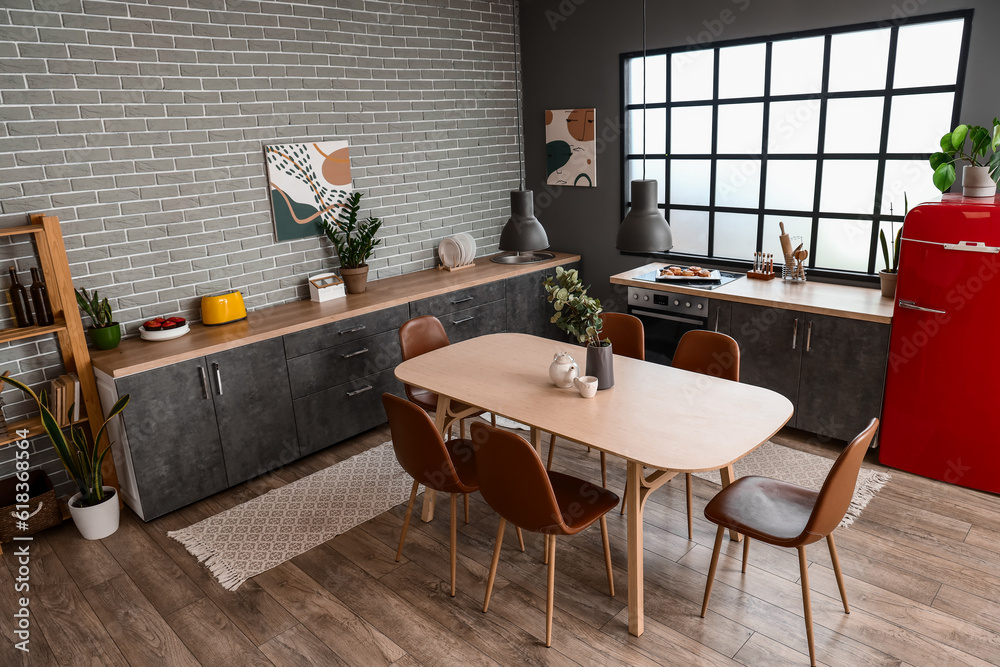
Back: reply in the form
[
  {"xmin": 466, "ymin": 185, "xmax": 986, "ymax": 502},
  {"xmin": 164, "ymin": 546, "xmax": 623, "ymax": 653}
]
[
  {"xmin": 545, "ymin": 108, "xmax": 596, "ymax": 187},
  {"xmin": 265, "ymin": 141, "xmax": 352, "ymax": 241}
]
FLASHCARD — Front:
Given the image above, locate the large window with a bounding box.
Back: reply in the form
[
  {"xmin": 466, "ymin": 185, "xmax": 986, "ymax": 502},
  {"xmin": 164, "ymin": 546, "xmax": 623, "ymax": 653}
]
[{"xmin": 622, "ymin": 11, "xmax": 972, "ymax": 276}]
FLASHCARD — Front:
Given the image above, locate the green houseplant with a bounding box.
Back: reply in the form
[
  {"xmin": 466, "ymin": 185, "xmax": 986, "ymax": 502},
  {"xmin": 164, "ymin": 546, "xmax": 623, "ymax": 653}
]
[
  {"xmin": 543, "ymin": 266, "xmax": 614, "ymax": 389},
  {"xmin": 930, "ymin": 120, "xmax": 1000, "ymax": 197},
  {"xmin": 75, "ymin": 287, "xmax": 121, "ymax": 350},
  {"xmin": 0, "ymin": 374, "xmax": 130, "ymax": 540},
  {"xmin": 878, "ymin": 194, "xmax": 905, "ymax": 299},
  {"xmin": 317, "ymin": 190, "xmax": 383, "ymax": 294}
]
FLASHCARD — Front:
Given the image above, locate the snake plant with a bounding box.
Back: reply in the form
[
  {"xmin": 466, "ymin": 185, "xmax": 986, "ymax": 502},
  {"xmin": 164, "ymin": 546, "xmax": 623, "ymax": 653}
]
[{"xmin": 75, "ymin": 287, "xmax": 115, "ymax": 329}]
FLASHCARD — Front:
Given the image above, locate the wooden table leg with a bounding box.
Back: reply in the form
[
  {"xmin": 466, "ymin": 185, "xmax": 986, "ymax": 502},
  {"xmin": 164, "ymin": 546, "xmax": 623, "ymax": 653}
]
[
  {"xmin": 530, "ymin": 426, "xmax": 542, "ymax": 456},
  {"xmin": 627, "ymin": 460, "xmax": 644, "ymax": 637},
  {"xmin": 719, "ymin": 464, "xmax": 742, "ymax": 542},
  {"xmin": 421, "ymin": 394, "xmax": 452, "ymax": 522}
]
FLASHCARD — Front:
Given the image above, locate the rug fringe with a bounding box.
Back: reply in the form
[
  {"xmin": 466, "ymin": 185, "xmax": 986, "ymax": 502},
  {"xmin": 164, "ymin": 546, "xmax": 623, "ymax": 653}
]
[
  {"xmin": 167, "ymin": 529, "xmax": 247, "ymax": 591},
  {"xmin": 842, "ymin": 470, "xmax": 892, "ymax": 527}
]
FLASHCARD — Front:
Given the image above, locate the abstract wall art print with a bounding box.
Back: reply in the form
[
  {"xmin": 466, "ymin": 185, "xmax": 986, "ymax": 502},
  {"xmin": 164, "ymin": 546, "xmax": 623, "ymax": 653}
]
[
  {"xmin": 265, "ymin": 141, "xmax": 353, "ymax": 241},
  {"xmin": 545, "ymin": 108, "xmax": 596, "ymax": 188}
]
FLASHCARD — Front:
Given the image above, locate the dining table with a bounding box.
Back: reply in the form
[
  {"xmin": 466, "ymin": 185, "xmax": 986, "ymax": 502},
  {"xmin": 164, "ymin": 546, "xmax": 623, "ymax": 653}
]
[{"xmin": 393, "ymin": 332, "xmax": 793, "ymax": 637}]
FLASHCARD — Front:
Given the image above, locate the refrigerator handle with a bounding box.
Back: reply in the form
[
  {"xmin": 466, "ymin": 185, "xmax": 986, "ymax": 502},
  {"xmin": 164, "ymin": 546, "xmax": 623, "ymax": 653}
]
[
  {"xmin": 898, "ymin": 299, "xmax": 947, "ymax": 315},
  {"xmin": 942, "ymin": 241, "xmax": 1000, "ymax": 253},
  {"xmin": 792, "ymin": 318, "xmax": 798, "ymax": 350}
]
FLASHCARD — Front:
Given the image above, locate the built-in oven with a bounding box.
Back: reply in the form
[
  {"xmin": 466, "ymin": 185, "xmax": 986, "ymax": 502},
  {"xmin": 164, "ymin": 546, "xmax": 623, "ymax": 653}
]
[{"xmin": 627, "ymin": 286, "xmax": 710, "ymax": 366}]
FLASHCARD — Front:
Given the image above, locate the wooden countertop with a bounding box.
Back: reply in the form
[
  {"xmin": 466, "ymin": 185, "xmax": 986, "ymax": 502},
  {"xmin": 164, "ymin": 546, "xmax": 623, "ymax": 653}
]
[
  {"xmin": 92, "ymin": 252, "xmax": 580, "ymax": 379},
  {"xmin": 611, "ymin": 263, "xmax": 893, "ymax": 324}
]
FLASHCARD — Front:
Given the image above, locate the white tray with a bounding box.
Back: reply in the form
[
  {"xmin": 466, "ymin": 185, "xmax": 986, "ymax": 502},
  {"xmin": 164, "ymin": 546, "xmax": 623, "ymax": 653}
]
[
  {"xmin": 139, "ymin": 323, "xmax": 190, "ymax": 341},
  {"xmin": 655, "ymin": 269, "xmax": 722, "ymax": 282}
]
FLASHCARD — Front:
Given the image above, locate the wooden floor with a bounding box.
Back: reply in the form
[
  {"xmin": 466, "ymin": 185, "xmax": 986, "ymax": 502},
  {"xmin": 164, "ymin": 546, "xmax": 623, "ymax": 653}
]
[{"xmin": 4, "ymin": 423, "xmax": 1000, "ymax": 667}]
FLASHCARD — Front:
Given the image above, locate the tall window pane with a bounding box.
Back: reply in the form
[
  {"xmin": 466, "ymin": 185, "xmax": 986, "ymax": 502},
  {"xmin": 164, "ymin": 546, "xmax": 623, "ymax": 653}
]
[
  {"xmin": 815, "ymin": 219, "xmax": 873, "ymax": 272},
  {"xmin": 768, "ymin": 99, "xmax": 821, "ymax": 154},
  {"xmin": 824, "ymin": 97, "xmax": 884, "ymax": 154},
  {"xmin": 668, "ymin": 209, "xmax": 709, "ymax": 255},
  {"xmin": 716, "ymin": 160, "xmax": 761, "ymax": 209},
  {"xmin": 670, "ymin": 106, "xmax": 713, "ymax": 154},
  {"xmin": 828, "ymin": 28, "xmax": 890, "ymax": 92},
  {"xmin": 820, "ymin": 160, "xmax": 879, "ymax": 215},
  {"xmin": 671, "ymin": 50, "xmax": 714, "ymax": 102},
  {"xmin": 669, "ymin": 160, "xmax": 711, "ymax": 206},
  {"xmin": 770, "ymin": 37, "xmax": 824, "ymax": 95},
  {"xmin": 718, "ymin": 103, "xmax": 764, "ymax": 155},
  {"xmin": 719, "ymin": 43, "xmax": 766, "ymax": 99},
  {"xmin": 714, "ymin": 213, "xmax": 758, "ymax": 260},
  {"xmin": 894, "ymin": 19, "xmax": 964, "ymax": 89},
  {"xmin": 887, "ymin": 93, "xmax": 955, "ymax": 154},
  {"xmin": 765, "ymin": 160, "xmax": 817, "ymax": 211}
]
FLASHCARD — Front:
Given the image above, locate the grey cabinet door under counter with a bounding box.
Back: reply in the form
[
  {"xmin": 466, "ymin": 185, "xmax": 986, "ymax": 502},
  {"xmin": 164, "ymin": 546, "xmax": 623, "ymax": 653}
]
[{"xmin": 730, "ymin": 303, "xmax": 804, "ymax": 413}]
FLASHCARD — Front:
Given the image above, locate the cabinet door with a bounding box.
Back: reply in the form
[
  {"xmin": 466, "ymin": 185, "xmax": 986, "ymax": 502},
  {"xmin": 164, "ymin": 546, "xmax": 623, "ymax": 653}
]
[
  {"xmin": 440, "ymin": 299, "xmax": 506, "ymax": 344},
  {"xmin": 409, "ymin": 281, "xmax": 505, "ymax": 319},
  {"xmin": 730, "ymin": 303, "xmax": 804, "ymax": 414},
  {"xmin": 797, "ymin": 314, "xmax": 890, "ymax": 442},
  {"xmin": 505, "ymin": 262, "xmax": 580, "ymax": 339},
  {"xmin": 286, "ymin": 330, "xmax": 401, "ymax": 400},
  {"xmin": 208, "ymin": 338, "xmax": 299, "ymax": 486},
  {"xmin": 708, "ymin": 298, "xmax": 731, "ymax": 335},
  {"xmin": 116, "ymin": 358, "xmax": 228, "ymax": 520}
]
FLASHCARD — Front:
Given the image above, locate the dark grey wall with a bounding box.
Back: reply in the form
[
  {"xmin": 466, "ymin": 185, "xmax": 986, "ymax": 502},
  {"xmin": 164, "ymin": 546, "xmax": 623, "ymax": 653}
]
[{"xmin": 519, "ymin": 0, "xmax": 999, "ymax": 304}]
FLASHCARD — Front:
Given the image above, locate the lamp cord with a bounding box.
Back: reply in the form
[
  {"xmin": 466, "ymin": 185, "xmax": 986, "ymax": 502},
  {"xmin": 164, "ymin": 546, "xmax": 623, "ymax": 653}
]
[
  {"xmin": 513, "ymin": 0, "xmax": 524, "ymax": 191},
  {"xmin": 642, "ymin": 0, "xmax": 647, "ymax": 181}
]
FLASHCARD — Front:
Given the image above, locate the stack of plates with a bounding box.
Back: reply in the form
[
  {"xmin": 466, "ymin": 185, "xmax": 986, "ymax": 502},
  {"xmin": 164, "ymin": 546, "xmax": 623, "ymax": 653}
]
[{"xmin": 439, "ymin": 233, "xmax": 476, "ymax": 268}]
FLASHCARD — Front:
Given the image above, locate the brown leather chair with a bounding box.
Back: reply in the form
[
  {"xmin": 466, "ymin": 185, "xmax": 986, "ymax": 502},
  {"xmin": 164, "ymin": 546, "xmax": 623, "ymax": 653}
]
[
  {"xmin": 700, "ymin": 419, "xmax": 880, "ymax": 667},
  {"xmin": 546, "ymin": 312, "xmax": 645, "ymax": 487},
  {"xmin": 382, "ymin": 393, "xmax": 525, "ymax": 596},
  {"xmin": 398, "ymin": 315, "xmax": 493, "ymax": 438},
  {"xmin": 473, "ymin": 422, "xmax": 618, "ymax": 648},
  {"xmin": 619, "ymin": 329, "xmax": 741, "ymax": 540}
]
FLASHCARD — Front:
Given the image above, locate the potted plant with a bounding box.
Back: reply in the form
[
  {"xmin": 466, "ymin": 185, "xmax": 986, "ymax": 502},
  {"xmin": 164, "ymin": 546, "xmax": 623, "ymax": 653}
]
[
  {"xmin": 75, "ymin": 288, "xmax": 121, "ymax": 350},
  {"xmin": 0, "ymin": 374, "xmax": 129, "ymax": 540},
  {"xmin": 543, "ymin": 266, "xmax": 613, "ymax": 389},
  {"xmin": 930, "ymin": 120, "xmax": 1000, "ymax": 197},
  {"xmin": 879, "ymin": 195, "xmax": 905, "ymax": 298},
  {"xmin": 317, "ymin": 191, "xmax": 383, "ymax": 294}
]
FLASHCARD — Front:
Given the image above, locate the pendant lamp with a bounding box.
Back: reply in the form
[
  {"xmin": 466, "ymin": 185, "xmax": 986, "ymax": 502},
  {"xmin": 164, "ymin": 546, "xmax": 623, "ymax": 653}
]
[
  {"xmin": 616, "ymin": 0, "xmax": 673, "ymax": 253},
  {"xmin": 492, "ymin": 0, "xmax": 553, "ymax": 264}
]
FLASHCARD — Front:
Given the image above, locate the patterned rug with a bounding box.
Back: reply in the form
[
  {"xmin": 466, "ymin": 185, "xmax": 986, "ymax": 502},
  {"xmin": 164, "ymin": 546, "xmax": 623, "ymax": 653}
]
[
  {"xmin": 693, "ymin": 441, "xmax": 891, "ymax": 527},
  {"xmin": 168, "ymin": 442, "xmax": 414, "ymax": 591}
]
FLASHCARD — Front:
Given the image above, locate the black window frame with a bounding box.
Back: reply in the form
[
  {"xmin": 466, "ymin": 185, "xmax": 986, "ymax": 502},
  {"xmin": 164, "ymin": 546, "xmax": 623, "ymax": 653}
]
[{"xmin": 619, "ymin": 9, "xmax": 974, "ymax": 282}]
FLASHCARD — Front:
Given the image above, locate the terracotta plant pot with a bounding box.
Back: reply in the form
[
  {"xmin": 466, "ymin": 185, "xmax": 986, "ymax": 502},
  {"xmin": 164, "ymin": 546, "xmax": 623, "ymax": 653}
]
[
  {"xmin": 879, "ymin": 271, "xmax": 898, "ymax": 299},
  {"xmin": 586, "ymin": 342, "xmax": 614, "ymax": 390},
  {"xmin": 340, "ymin": 265, "xmax": 370, "ymax": 294},
  {"xmin": 963, "ymin": 165, "xmax": 997, "ymax": 198},
  {"xmin": 89, "ymin": 323, "xmax": 121, "ymax": 350},
  {"xmin": 68, "ymin": 487, "xmax": 119, "ymax": 540}
]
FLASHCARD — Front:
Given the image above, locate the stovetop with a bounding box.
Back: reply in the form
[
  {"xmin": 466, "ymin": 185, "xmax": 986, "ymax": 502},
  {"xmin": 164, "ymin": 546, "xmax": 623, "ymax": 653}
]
[{"xmin": 632, "ymin": 270, "xmax": 744, "ymax": 290}]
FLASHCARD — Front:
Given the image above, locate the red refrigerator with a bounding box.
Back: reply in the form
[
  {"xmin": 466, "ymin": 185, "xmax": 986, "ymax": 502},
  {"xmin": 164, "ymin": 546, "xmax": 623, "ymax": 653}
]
[{"xmin": 880, "ymin": 193, "xmax": 1000, "ymax": 493}]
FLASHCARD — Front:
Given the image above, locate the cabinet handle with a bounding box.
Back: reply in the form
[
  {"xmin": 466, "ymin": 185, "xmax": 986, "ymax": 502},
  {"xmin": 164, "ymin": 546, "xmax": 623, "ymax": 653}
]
[
  {"xmin": 341, "ymin": 347, "xmax": 369, "ymax": 359},
  {"xmin": 346, "ymin": 385, "xmax": 373, "ymax": 397},
  {"xmin": 792, "ymin": 318, "xmax": 798, "ymax": 350},
  {"xmin": 213, "ymin": 362, "xmax": 223, "ymax": 395},
  {"xmin": 806, "ymin": 321, "xmax": 813, "ymax": 352},
  {"xmin": 714, "ymin": 307, "xmax": 720, "ymax": 332},
  {"xmin": 338, "ymin": 324, "xmax": 366, "ymax": 335},
  {"xmin": 198, "ymin": 366, "xmax": 209, "ymax": 399},
  {"xmin": 452, "ymin": 316, "xmax": 475, "ymax": 325},
  {"xmin": 451, "ymin": 296, "xmax": 474, "ymax": 305}
]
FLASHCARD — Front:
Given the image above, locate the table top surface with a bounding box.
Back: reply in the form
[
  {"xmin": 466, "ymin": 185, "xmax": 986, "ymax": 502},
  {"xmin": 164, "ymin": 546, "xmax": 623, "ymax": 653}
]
[{"xmin": 394, "ymin": 333, "xmax": 794, "ymax": 472}]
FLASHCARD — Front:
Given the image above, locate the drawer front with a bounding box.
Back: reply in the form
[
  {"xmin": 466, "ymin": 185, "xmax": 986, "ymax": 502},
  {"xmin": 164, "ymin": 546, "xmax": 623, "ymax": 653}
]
[
  {"xmin": 408, "ymin": 280, "xmax": 505, "ymax": 319},
  {"xmin": 283, "ymin": 304, "xmax": 407, "ymax": 359},
  {"xmin": 286, "ymin": 329, "xmax": 402, "ymax": 399},
  {"xmin": 440, "ymin": 299, "xmax": 506, "ymax": 344},
  {"xmin": 293, "ymin": 368, "xmax": 404, "ymax": 456}
]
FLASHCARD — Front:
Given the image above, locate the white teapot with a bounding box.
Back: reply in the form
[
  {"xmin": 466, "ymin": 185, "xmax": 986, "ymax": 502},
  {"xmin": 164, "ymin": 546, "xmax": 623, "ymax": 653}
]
[{"xmin": 549, "ymin": 352, "xmax": 579, "ymax": 388}]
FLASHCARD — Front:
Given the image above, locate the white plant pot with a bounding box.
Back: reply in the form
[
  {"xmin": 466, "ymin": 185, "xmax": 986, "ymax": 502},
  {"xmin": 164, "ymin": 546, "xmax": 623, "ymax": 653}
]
[
  {"xmin": 68, "ymin": 487, "xmax": 120, "ymax": 540},
  {"xmin": 963, "ymin": 165, "xmax": 997, "ymax": 198}
]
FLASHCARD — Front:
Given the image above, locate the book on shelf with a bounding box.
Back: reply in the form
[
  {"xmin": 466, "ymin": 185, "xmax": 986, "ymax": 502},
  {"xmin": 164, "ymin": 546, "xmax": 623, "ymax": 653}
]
[{"xmin": 48, "ymin": 374, "xmax": 81, "ymax": 427}]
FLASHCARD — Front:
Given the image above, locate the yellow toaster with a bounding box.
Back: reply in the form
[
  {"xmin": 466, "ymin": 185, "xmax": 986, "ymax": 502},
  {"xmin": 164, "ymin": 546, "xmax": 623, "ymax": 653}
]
[{"xmin": 201, "ymin": 290, "xmax": 247, "ymax": 326}]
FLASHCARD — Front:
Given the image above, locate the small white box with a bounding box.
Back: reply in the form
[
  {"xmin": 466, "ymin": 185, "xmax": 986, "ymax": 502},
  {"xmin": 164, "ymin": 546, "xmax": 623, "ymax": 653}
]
[{"xmin": 309, "ymin": 272, "xmax": 346, "ymax": 302}]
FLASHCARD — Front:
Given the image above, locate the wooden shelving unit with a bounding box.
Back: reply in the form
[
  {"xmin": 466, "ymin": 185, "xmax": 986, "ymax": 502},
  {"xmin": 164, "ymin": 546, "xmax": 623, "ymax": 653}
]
[{"xmin": 0, "ymin": 214, "xmax": 120, "ymax": 491}]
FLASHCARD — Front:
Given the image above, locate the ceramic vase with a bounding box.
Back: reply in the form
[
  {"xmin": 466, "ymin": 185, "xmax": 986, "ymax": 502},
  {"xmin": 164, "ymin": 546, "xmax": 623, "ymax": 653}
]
[
  {"xmin": 963, "ymin": 166, "xmax": 997, "ymax": 198},
  {"xmin": 340, "ymin": 265, "xmax": 370, "ymax": 294},
  {"xmin": 878, "ymin": 271, "xmax": 898, "ymax": 299},
  {"xmin": 89, "ymin": 323, "xmax": 121, "ymax": 350},
  {"xmin": 586, "ymin": 343, "xmax": 614, "ymax": 390},
  {"xmin": 68, "ymin": 487, "xmax": 119, "ymax": 540}
]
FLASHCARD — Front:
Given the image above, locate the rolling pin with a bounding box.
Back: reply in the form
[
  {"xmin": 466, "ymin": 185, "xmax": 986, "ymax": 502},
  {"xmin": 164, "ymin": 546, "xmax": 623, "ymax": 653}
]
[{"xmin": 779, "ymin": 221, "xmax": 793, "ymax": 258}]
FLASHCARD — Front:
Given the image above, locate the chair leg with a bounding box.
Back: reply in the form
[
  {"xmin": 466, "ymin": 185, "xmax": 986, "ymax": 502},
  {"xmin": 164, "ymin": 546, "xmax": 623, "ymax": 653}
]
[
  {"xmin": 460, "ymin": 418, "xmax": 466, "ymax": 439},
  {"xmin": 464, "ymin": 493, "xmax": 469, "ymax": 524},
  {"xmin": 515, "ymin": 526, "xmax": 525, "ymax": 552},
  {"xmin": 700, "ymin": 525, "xmax": 726, "ymax": 617},
  {"xmin": 543, "ymin": 534, "xmax": 549, "ymax": 564},
  {"xmin": 600, "ymin": 452, "xmax": 607, "ymax": 488},
  {"xmin": 483, "ymin": 517, "xmax": 506, "ymax": 613},
  {"xmin": 599, "ymin": 515, "xmax": 614, "ymax": 597},
  {"xmin": 620, "ymin": 477, "xmax": 628, "ymax": 515},
  {"xmin": 741, "ymin": 536, "xmax": 750, "ymax": 573},
  {"xmin": 491, "ymin": 412, "xmax": 496, "ymax": 427},
  {"xmin": 798, "ymin": 546, "xmax": 817, "ymax": 667},
  {"xmin": 450, "ymin": 493, "xmax": 458, "ymax": 597},
  {"xmin": 685, "ymin": 473, "xmax": 693, "ymax": 540},
  {"xmin": 827, "ymin": 533, "xmax": 850, "ymax": 614},
  {"xmin": 546, "ymin": 534, "xmax": 556, "ymax": 648},
  {"xmin": 396, "ymin": 480, "xmax": 419, "ymax": 562},
  {"xmin": 546, "ymin": 435, "xmax": 557, "ymax": 470}
]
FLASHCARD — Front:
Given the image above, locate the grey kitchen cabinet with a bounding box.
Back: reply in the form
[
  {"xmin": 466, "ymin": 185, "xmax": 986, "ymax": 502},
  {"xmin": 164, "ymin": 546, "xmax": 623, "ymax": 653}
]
[
  {"xmin": 114, "ymin": 357, "xmax": 229, "ymax": 520},
  {"xmin": 286, "ymin": 329, "xmax": 401, "ymax": 399},
  {"xmin": 208, "ymin": 338, "xmax": 299, "ymax": 486},
  {"xmin": 283, "ymin": 305, "xmax": 407, "ymax": 359},
  {"xmin": 440, "ymin": 299, "xmax": 506, "ymax": 343},
  {"xmin": 409, "ymin": 282, "xmax": 505, "ymax": 319},
  {"xmin": 730, "ymin": 303, "xmax": 804, "ymax": 412},
  {"xmin": 796, "ymin": 313, "xmax": 890, "ymax": 442},
  {"xmin": 505, "ymin": 261, "xmax": 581, "ymax": 339}
]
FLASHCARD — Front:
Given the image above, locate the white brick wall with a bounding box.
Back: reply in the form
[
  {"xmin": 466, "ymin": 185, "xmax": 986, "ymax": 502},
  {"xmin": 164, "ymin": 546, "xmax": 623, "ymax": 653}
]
[{"xmin": 0, "ymin": 0, "xmax": 524, "ymax": 496}]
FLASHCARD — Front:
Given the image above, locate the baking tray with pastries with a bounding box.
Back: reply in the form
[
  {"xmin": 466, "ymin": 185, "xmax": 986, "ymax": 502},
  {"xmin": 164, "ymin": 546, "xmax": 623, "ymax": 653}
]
[{"xmin": 655, "ymin": 265, "xmax": 722, "ymax": 282}]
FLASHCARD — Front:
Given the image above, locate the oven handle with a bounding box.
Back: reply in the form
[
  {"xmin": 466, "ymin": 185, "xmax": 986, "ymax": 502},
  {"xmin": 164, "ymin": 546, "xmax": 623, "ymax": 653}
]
[{"xmin": 630, "ymin": 308, "xmax": 707, "ymax": 326}]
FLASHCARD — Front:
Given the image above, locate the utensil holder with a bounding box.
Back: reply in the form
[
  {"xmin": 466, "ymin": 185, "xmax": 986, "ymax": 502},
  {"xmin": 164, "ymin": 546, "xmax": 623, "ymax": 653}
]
[{"xmin": 782, "ymin": 254, "xmax": 806, "ymax": 282}]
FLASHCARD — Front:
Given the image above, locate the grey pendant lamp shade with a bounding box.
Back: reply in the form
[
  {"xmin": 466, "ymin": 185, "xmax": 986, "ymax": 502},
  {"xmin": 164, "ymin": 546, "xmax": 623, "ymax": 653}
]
[
  {"xmin": 491, "ymin": 0, "xmax": 553, "ymax": 264},
  {"xmin": 616, "ymin": 179, "xmax": 673, "ymax": 252},
  {"xmin": 616, "ymin": 0, "xmax": 673, "ymax": 253}
]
